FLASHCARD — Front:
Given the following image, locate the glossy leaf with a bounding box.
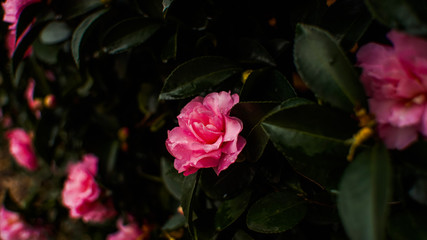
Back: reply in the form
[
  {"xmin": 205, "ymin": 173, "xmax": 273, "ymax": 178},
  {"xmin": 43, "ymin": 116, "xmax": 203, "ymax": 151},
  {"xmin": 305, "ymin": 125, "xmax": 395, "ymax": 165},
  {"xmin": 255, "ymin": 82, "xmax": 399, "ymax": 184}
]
[
  {"xmin": 235, "ymin": 38, "xmax": 276, "ymax": 66},
  {"xmin": 159, "ymin": 56, "xmax": 241, "ymax": 100},
  {"xmin": 261, "ymin": 98, "xmax": 357, "ymax": 188},
  {"xmin": 239, "ymin": 68, "xmax": 296, "ymax": 102},
  {"xmin": 365, "ymin": 0, "xmax": 427, "ymax": 36},
  {"xmin": 215, "ymin": 190, "xmax": 251, "ymax": 231},
  {"xmin": 161, "ymin": 157, "xmax": 185, "ymax": 200},
  {"xmin": 294, "ymin": 23, "xmax": 366, "ymax": 112},
  {"xmin": 40, "ymin": 21, "xmax": 71, "ymax": 45},
  {"xmin": 15, "ymin": 2, "xmax": 44, "ymax": 42},
  {"xmin": 59, "ymin": 0, "xmax": 104, "ymax": 19},
  {"xmin": 338, "ymin": 143, "xmax": 392, "ymax": 240},
  {"xmin": 181, "ymin": 172, "xmax": 200, "ymax": 238},
  {"xmin": 102, "ymin": 17, "xmax": 162, "ymax": 54},
  {"xmin": 246, "ymin": 191, "xmax": 307, "ymax": 233},
  {"xmin": 71, "ymin": 8, "xmax": 108, "ymax": 67}
]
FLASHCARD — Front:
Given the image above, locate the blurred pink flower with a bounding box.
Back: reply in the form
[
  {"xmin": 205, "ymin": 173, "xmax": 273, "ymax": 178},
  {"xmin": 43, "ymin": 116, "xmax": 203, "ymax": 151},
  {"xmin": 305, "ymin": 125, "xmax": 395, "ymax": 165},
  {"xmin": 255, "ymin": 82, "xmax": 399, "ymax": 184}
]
[
  {"xmin": 25, "ymin": 78, "xmax": 42, "ymax": 119},
  {"xmin": 2, "ymin": 0, "xmax": 40, "ymax": 57},
  {"xmin": 357, "ymin": 30, "xmax": 427, "ymax": 149},
  {"xmin": 0, "ymin": 206, "xmax": 48, "ymax": 240},
  {"xmin": 107, "ymin": 217, "xmax": 146, "ymax": 240},
  {"xmin": 61, "ymin": 154, "xmax": 116, "ymax": 223},
  {"xmin": 5, "ymin": 128, "xmax": 38, "ymax": 171},
  {"xmin": 166, "ymin": 91, "xmax": 246, "ymax": 176}
]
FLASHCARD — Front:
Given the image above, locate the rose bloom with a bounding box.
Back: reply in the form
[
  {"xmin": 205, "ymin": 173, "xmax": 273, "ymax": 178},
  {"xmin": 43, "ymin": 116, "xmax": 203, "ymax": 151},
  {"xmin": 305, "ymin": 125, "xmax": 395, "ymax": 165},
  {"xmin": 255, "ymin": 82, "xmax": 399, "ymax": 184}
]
[
  {"xmin": 166, "ymin": 91, "xmax": 246, "ymax": 176},
  {"xmin": 357, "ymin": 30, "xmax": 427, "ymax": 149},
  {"xmin": 0, "ymin": 206, "xmax": 48, "ymax": 240},
  {"xmin": 107, "ymin": 217, "xmax": 149, "ymax": 240},
  {"xmin": 61, "ymin": 154, "xmax": 116, "ymax": 223},
  {"xmin": 5, "ymin": 128, "xmax": 38, "ymax": 171}
]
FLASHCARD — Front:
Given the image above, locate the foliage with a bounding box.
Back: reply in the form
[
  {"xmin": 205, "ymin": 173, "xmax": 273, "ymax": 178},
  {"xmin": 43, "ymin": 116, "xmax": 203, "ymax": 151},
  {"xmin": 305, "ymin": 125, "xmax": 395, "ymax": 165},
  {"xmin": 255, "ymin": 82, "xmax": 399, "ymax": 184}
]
[{"xmin": 1, "ymin": 0, "xmax": 427, "ymax": 239}]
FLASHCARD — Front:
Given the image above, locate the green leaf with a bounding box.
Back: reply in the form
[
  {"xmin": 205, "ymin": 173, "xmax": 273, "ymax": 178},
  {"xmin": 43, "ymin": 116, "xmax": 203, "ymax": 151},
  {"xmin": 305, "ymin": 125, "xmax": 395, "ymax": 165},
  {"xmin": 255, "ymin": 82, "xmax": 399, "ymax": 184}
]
[
  {"xmin": 40, "ymin": 21, "xmax": 71, "ymax": 45},
  {"xmin": 215, "ymin": 190, "xmax": 251, "ymax": 231},
  {"xmin": 246, "ymin": 191, "xmax": 307, "ymax": 233},
  {"xmin": 364, "ymin": 0, "xmax": 427, "ymax": 36},
  {"xmin": 161, "ymin": 157, "xmax": 185, "ymax": 200},
  {"xmin": 59, "ymin": 0, "xmax": 105, "ymax": 19},
  {"xmin": 239, "ymin": 68, "xmax": 296, "ymax": 102},
  {"xmin": 162, "ymin": 212, "xmax": 186, "ymax": 231},
  {"xmin": 102, "ymin": 17, "xmax": 162, "ymax": 54},
  {"xmin": 33, "ymin": 39, "xmax": 61, "ymax": 64},
  {"xmin": 338, "ymin": 143, "xmax": 392, "ymax": 240},
  {"xmin": 15, "ymin": 2, "xmax": 44, "ymax": 41},
  {"xmin": 294, "ymin": 23, "xmax": 366, "ymax": 112},
  {"xmin": 181, "ymin": 172, "xmax": 200, "ymax": 239},
  {"xmin": 235, "ymin": 38, "xmax": 276, "ymax": 66},
  {"xmin": 231, "ymin": 102, "xmax": 278, "ymax": 162},
  {"xmin": 161, "ymin": 29, "xmax": 178, "ymax": 62},
  {"xmin": 321, "ymin": 1, "xmax": 373, "ymax": 50},
  {"xmin": 261, "ymin": 98, "xmax": 357, "ymax": 189},
  {"xmin": 159, "ymin": 56, "xmax": 241, "ymax": 100},
  {"xmin": 71, "ymin": 8, "xmax": 109, "ymax": 67}
]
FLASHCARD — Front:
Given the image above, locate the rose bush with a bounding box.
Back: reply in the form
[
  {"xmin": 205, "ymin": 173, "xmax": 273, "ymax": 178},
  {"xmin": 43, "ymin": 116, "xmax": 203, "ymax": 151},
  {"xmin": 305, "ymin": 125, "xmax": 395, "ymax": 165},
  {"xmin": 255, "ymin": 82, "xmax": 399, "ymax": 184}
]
[
  {"xmin": 357, "ymin": 30, "xmax": 427, "ymax": 149},
  {"xmin": 1, "ymin": 0, "xmax": 427, "ymax": 239},
  {"xmin": 166, "ymin": 91, "xmax": 246, "ymax": 176}
]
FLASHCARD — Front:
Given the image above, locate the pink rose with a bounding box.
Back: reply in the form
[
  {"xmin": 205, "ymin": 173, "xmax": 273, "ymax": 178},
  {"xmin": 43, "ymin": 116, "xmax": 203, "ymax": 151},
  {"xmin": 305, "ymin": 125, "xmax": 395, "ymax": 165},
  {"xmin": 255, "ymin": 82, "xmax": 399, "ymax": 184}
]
[
  {"xmin": 5, "ymin": 128, "xmax": 38, "ymax": 171},
  {"xmin": 0, "ymin": 207, "xmax": 48, "ymax": 240},
  {"xmin": 61, "ymin": 154, "xmax": 116, "ymax": 223},
  {"xmin": 166, "ymin": 91, "xmax": 246, "ymax": 176},
  {"xmin": 357, "ymin": 30, "xmax": 427, "ymax": 149},
  {"xmin": 107, "ymin": 217, "xmax": 146, "ymax": 240}
]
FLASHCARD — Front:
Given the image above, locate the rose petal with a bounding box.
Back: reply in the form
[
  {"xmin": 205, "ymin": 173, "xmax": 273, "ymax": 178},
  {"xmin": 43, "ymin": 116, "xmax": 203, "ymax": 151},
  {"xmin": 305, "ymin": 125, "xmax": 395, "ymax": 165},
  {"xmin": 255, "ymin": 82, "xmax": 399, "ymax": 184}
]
[{"xmin": 378, "ymin": 123, "xmax": 418, "ymax": 150}]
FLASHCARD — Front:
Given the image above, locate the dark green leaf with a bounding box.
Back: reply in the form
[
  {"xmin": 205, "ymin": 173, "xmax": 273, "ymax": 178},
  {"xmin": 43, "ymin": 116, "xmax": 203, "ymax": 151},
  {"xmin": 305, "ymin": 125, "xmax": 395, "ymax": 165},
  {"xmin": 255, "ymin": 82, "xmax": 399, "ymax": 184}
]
[
  {"xmin": 162, "ymin": 212, "xmax": 186, "ymax": 231},
  {"xmin": 215, "ymin": 190, "xmax": 252, "ymax": 231},
  {"xmin": 181, "ymin": 172, "xmax": 200, "ymax": 238},
  {"xmin": 161, "ymin": 157, "xmax": 185, "ymax": 200},
  {"xmin": 15, "ymin": 2, "xmax": 44, "ymax": 41},
  {"xmin": 33, "ymin": 39, "xmax": 61, "ymax": 64},
  {"xmin": 294, "ymin": 23, "xmax": 366, "ymax": 112},
  {"xmin": 321, "ymin": 1, "xmax": 373, "ymax": 50},
  {"xmin": 12, "ymin": 21, "xmax": 50, "ymax": 73},
  {"xmin": 232, "ymin": 230, "xmax": 254, "ymax": 240},
  {"xmin": 59, "ymin": 0, "xmax": 105, "ymax": 19},
  {"xmin": 102, "ymin": 17, "xmax": 162, "ymax": 54},
  {"xmin": 365, "ymin": 0, "xmax": 427, "ymax": 36},
  {"xmin": 40, "ymin": 21, "xmax": 71, "ymax": 45},
  {"xmin": 200, "ymin": 164, "xmax": 254, "ymax": 200},
  {"xmin": 71, "ymin": 8, "xmax": 108, "ymax": 67},
  {"xmin": 235, "ymin": 38, "xmax": 276, "ymax": 66},
  {"xmin": 239, "ymin": 68, "xmax": 296, "ymax": 102},
  {"xmin": 246, "ymin": 191, "xmax": 307, "ymax": 233},
  {"xmin": 161, "ymin": 29, "xmax": 178, "ymax": 62},
  {"xmin": 261, "ymin": 98, "xmax": 357, "ymax": 189},
  {"xmin": 159, "ymin": 56, "xmax": 241, "ymax": 100},
  {"xmin": 231, "ymin": 102, "xmax": 278, "ymax": 162},
  {"xmin": 338, "ymin": 143, "xmax": 392, "ymax": 240}
]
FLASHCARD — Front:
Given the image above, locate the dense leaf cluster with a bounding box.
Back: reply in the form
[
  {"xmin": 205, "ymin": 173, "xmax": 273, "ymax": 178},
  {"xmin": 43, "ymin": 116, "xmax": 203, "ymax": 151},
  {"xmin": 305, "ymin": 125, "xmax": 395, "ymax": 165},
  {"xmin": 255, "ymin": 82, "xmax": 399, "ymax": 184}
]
[{"xmin": 1, "ymin": 0, "xmax": 427, "ymax": 239}]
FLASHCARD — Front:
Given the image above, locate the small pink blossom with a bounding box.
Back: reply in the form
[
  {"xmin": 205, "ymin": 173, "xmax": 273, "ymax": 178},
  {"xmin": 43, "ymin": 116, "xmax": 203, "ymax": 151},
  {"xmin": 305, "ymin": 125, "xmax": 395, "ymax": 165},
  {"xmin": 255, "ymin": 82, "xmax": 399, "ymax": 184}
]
[
  {"xmin": 0, "ymin": 206, "xmax": 48, "ymax": 240},
  {"xmin": 166, "ymin": 91, "xmax": 246, "ymax": 176},
  {"xmin": 61, "ymin": 154, "xmax": 116, "ymax": 223},
  {"xmin": 107, "ymin": 217, "xmax": 147, "ymax": 240},
  {"xmin": 5, "ymin": 128, "xmax": 38, "ymax": 171},
  {"xmin": 357, "ymin": 30, "xmax": 427, "ymax": 149},
  {"xmin": 25, "ymin": 78, "xmax": 42, "ymax": 119}
]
